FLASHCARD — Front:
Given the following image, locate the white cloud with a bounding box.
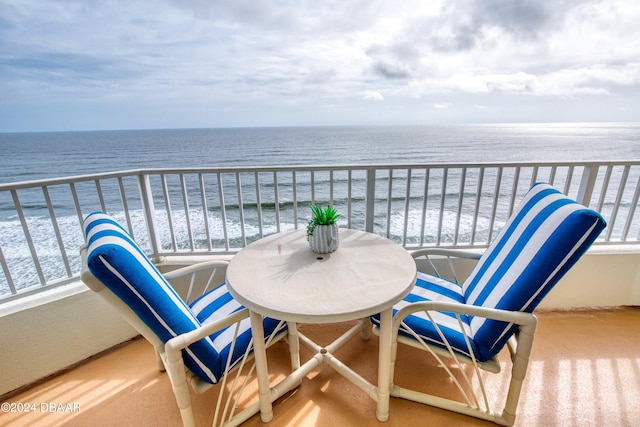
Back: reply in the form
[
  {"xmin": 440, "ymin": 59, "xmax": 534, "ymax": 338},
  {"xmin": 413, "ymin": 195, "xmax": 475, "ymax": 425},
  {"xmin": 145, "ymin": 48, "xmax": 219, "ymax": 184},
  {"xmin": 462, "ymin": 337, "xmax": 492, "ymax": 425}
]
[
  {"xmin": 0, "ymin": 0, "xmax": 639, "ymax": 131},
  {"xmin": 362, "ymin": 91, "xmax": 384, "ymax": 101}
]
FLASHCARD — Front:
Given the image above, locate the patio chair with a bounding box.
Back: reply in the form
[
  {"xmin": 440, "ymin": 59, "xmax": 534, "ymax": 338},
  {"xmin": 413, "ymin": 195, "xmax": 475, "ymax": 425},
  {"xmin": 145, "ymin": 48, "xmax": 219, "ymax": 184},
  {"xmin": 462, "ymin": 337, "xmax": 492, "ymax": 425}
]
[
  {"xmin": 80, "ymin": 212, "xmax": 295, "ymax": 427},
  {"xmin": 371, "ymin": 182, "xmax": 606, "ymax": 426}
]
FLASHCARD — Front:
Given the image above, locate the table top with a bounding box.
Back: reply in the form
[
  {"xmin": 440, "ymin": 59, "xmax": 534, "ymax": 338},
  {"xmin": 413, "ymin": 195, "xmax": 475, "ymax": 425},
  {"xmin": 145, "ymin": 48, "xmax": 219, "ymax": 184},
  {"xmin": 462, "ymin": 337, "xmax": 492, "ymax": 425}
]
[{"xmin": 225, "ymin": 229, "xmax": 416, "ymax": 323}]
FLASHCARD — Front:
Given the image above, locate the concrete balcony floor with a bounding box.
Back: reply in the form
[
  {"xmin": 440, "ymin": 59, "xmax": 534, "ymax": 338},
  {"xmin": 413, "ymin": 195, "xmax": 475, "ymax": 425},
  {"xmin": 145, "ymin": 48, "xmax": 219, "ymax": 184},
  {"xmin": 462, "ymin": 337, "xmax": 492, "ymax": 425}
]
[{"xmin": 3, "ymin": 307, "xmax": 640, "ymax": 427}]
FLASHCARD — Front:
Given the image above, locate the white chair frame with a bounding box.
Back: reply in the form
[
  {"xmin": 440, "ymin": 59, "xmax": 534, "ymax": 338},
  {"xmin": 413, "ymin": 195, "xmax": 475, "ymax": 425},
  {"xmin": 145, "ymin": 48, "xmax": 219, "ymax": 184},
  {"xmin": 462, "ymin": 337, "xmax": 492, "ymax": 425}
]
[
  {"xmin": 374, "ymin": 248, "xmax": 538, "ymax": 426},
  {"xmin": 80, "ymin": 247, "xmax": 297, "ymax": 427}
]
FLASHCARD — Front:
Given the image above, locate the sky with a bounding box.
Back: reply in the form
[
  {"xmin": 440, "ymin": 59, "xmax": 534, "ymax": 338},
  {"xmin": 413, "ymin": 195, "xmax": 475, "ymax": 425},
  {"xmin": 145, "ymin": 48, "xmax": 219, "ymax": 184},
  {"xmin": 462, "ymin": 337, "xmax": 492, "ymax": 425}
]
[{"xmin": 1, "ymin": 0, "xmax": 639, "ymax": 132}]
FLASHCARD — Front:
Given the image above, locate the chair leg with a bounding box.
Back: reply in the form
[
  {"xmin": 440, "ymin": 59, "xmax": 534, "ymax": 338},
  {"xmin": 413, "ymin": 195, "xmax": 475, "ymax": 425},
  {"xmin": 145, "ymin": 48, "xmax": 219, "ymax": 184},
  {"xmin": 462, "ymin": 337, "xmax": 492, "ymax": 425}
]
[
  {"xmin": 501, "ymin": 322, "xmax": 537, "ymax": 426},
  {"xmin": 156, "ymin": 350, "xmax": 166, "ymax": 372},
  {"xmin": 163, "ymin": 349, "xmax": 197, "ymax": 427}
]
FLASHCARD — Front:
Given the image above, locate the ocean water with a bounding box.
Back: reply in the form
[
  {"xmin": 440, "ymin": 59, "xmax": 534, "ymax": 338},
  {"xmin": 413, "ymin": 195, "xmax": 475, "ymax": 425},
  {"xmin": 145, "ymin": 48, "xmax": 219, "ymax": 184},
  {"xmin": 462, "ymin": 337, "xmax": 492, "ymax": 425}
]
[
  {"xmin": 1, "ymin": 123, "xmax": 639, "ymax": 295},
  {"xmin": 1, "ymin": 123, "xmax": 639, "ymax": 184}
]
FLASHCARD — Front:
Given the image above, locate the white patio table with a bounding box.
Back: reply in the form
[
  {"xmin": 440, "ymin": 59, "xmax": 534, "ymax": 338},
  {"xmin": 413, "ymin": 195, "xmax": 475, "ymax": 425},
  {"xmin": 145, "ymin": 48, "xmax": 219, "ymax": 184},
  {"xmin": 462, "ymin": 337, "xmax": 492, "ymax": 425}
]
[{"xmin": 225, "ymin": 228, "xmax": 416, "ymax": 423}]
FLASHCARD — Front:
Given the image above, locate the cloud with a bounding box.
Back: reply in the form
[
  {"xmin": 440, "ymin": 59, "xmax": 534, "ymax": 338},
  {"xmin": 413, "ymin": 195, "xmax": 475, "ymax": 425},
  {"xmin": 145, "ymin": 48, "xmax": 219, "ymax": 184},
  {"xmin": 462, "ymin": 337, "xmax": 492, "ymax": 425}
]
[
  {"xmin": 414, "ymin": 0, "xmax": 580, "ymax": 54},
  {"xmin": 437, "ymin": 63, "xmax": 640, "ymax": 96},
  {"xmin": 372, "ymin": 62, "xmax": 411, "ymax": 80},
  {"xmin": 0, "ymin": 0, "xmax": 639, "ymax": 131},
  {"xmin": 362, "ymin": 90, "xmax": 384, "ymax": 101},
  {"xmin": 455, "ymin": 0, "xmax": 562, "ymax": 40},
  {"xmin": 362, "ymin": 1, "xmax": 640, "ymax": 98}
]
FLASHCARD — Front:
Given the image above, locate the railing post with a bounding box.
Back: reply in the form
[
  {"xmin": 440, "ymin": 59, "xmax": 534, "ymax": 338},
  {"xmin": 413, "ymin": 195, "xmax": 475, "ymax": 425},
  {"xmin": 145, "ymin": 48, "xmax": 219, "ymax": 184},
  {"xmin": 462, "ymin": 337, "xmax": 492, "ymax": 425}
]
[
  {"xmin": 138, "ymin": 173, "xmax": 162, "ymax": 261},
  {"xmin": 576, "ymin": 165, "xmax": 599, "ymax": 207},
  {"xmin": 365, "ymin": 168, "xmax": 376, "ymax": 233},
  {"xmin": 0, "ymin": 246, "xmax": 17, "ymax": 296}
]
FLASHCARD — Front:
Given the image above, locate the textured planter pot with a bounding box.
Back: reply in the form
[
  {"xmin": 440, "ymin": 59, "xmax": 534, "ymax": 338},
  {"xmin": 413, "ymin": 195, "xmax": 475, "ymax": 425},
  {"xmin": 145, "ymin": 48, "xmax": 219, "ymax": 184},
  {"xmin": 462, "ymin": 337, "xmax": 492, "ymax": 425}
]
[{"xmin": 308, "ymin": 224, "xmax": 340, "ymax": 253}]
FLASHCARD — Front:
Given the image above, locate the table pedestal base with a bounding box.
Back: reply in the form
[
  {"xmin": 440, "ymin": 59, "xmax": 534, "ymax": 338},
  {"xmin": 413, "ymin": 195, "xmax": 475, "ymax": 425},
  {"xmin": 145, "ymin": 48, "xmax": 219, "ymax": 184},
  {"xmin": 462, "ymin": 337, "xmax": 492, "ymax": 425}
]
[{"xmin": 250, "ymin": 308, "xmax": 394, "ymax": 423}]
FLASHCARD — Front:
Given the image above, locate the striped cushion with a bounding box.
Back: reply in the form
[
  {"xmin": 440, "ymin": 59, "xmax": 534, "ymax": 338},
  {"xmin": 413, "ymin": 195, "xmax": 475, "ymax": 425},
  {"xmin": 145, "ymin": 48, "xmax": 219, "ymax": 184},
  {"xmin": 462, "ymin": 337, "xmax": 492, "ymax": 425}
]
[
  {"xmin": 189, "ymin": 285, "xmax": 284, "ymax": 379},
  {"xmin": 463, "ymin": 183, "xmax": 606, "ymax": 361},
  {"xmin": 371, "ymin": 271, "xmax": 478, "ymax": 359},
  {"xmin": 83, "ymin": 212, "xmax": 284, "ymax": 384},
  {"xmin": 374, "ymin": 183, "xmax": 606, "ymax": 363}
]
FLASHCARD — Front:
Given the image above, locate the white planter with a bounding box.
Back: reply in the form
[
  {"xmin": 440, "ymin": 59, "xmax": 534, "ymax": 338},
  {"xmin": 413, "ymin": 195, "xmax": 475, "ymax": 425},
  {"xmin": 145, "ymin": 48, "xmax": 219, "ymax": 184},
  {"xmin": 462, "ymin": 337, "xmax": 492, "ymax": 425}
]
[{"xmin": 308, "ymin": 224, "xmax": 340, "ymax": 253}]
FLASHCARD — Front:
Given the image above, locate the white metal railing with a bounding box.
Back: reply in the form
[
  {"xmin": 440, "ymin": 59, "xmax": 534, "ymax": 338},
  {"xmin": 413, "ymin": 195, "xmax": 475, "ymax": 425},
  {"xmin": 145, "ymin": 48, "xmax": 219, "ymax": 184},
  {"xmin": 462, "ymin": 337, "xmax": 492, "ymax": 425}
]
[{"xmin": 1, "ymin": 161, "xmax": 639, "ymax": 302}]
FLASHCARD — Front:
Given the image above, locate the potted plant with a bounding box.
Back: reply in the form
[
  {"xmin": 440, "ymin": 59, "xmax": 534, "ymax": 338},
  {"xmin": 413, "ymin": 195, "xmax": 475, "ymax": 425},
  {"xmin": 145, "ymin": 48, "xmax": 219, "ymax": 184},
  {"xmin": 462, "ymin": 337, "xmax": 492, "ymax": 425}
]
[{"xmin": 306, "ymin": 204, "xmax": 340, "ymax": 253}]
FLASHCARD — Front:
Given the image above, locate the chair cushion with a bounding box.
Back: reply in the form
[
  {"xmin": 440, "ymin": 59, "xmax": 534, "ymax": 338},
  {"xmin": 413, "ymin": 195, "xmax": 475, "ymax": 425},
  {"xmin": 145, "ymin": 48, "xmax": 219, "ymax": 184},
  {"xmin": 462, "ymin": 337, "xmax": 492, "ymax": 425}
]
[
  {"xmin": 83, "ymin": 212, "xmax": 284, "ymax": 384},
  {"xmin": 189, "ymin": 285, "xmax": 285, "ymax": 379},
  {"xmin": 371, "ymin": 271, "xmax": 478, "ymax": 359},
  {"xmin": 462, "ymin": 183, "xmax": 607, "ymax": 361}
]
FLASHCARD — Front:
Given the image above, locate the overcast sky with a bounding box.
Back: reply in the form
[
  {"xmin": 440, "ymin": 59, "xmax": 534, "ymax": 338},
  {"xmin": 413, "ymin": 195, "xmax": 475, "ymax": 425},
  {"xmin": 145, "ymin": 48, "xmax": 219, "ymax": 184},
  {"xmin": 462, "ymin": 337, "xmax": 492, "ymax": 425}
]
[{"xmin": 1, "ymin": 0, "xmax": 639, "ymax": 132}]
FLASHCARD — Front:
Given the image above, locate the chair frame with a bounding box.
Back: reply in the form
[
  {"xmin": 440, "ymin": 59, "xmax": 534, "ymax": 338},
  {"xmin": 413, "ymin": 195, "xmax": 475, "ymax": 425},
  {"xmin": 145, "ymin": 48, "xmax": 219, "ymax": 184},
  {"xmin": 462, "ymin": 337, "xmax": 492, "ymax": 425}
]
[
  {"xmin": 375, "ymin": 248, "xmax": 538, "ymax": 427},
  {"xmin": 80, "ymin": 246, "xmax": 295, "ymax": 427}
]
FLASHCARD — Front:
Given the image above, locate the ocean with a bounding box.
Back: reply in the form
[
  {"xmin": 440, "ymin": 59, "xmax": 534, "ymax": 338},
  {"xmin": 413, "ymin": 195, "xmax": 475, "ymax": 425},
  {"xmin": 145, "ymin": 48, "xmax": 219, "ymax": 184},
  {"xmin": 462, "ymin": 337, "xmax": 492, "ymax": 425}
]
[
  {"xmin": 1, "ymin": 123, "xmax": 639, "ymax": 295},
  {"xmin": 2, "ymin": 123, "xmax": 640, "ymax": 184}
]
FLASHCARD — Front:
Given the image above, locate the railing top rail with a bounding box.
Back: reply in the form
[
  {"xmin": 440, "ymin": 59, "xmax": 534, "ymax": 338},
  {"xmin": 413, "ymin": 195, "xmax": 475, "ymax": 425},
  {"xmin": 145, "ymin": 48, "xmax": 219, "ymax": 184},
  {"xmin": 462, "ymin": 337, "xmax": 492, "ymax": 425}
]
[{"xmin": 2, "ymin": 160, "xmax": 640, "ymax": 190}]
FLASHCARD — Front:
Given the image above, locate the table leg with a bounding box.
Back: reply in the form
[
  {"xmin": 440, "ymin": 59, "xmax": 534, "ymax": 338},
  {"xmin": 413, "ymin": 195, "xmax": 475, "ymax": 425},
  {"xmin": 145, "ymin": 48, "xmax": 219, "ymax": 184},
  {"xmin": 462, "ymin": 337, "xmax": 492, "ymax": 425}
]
[
  {"xmin": 376, "ymin": 307, "xmax": 393, "ymax": 422},
  {"xmin": 286, "ymin": 322, "xmax": 301, "ymax": 371},
  {"xmin": 360, "ymin": 317, "xmax": 371, "ymax": 340},
  {"xmin": 250, "ymin": 310, "xmax": 273, "ymax": 422}
]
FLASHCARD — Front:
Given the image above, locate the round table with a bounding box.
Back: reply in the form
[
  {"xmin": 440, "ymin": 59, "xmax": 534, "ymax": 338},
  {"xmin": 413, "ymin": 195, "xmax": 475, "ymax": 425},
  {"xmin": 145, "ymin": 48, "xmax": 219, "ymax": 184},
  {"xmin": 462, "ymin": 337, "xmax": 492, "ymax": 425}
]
[
  {"xmin": 226, "ymin": 228, "xmax": 416, "ymax": 322},
  {"xmin": 226, "ymin": 228, "xmax": 416, "ymax": 422}
]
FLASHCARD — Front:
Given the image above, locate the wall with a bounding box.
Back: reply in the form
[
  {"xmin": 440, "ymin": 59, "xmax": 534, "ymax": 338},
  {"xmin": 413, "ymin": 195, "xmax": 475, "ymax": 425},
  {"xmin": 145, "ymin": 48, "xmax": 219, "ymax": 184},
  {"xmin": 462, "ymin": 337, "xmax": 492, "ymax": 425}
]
[
  {"xmin": 540, "ymin": 246, "xmax": 640, "ymax": 308},
  {"xmin": 0, "ymin": 284, "xmax": 137, "ymax": 396}
]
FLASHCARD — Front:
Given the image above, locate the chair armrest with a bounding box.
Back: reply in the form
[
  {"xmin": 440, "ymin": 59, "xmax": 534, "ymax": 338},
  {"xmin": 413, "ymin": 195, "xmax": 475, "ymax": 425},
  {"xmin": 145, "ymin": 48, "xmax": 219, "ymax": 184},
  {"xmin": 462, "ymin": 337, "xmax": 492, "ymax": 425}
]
[
  {"xmin": 161, "ymin": 308, "xmax": 252, "ymax": 407},
  {"xmin": 411, "ymin": 248, "xmax": 483, "ymax": 285},
  {"xmin": 165, "ymin": 307, "xmax": 250, "ymax": 353},
  {"xmin": 392, "ymin": 301, "xmax": 537, "ymax": 331},
  {"xmin": 410, "ymin": 248, "xmax": 483, "ymax": 260},
  {"xmin": 162, "ymin": 260, "xmax": 230, "ymax": 281},
  {"xmin": 162, "ymin": 260, "xmax": 230, "ymax": 304}
]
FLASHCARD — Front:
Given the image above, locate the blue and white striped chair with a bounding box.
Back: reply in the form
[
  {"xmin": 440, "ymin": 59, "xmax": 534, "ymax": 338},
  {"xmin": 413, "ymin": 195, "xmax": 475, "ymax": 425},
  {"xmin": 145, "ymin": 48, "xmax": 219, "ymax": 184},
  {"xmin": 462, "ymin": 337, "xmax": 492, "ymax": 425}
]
[
  {"xmin": 80, "ymin": 212, "xmax": 293, "ymax": 427},
  {"xmin": 371, "ymin": 182, "xmax": 606, "ymax": 426}
]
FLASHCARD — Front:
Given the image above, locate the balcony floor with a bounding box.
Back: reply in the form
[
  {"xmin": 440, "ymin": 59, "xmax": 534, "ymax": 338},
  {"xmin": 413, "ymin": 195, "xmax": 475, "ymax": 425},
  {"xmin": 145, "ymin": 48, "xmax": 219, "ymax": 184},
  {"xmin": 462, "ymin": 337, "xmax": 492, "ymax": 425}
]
[{"xmin": 3, "ymin": 307, "xmax": 640, "ymax": 427}]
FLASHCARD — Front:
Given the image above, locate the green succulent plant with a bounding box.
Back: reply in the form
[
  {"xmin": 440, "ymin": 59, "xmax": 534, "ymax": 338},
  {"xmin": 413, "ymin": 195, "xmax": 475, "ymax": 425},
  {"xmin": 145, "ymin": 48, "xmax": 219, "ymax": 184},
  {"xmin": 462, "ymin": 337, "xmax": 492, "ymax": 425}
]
[{"xmin": 306, "ymin": 204, "xmax": 340, "ymax": 239}]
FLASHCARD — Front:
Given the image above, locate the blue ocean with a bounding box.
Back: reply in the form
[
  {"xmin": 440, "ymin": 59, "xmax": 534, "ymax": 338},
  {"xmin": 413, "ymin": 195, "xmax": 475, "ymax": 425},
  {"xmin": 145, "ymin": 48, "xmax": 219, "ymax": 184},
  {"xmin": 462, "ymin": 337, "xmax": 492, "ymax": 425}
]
[
  {"xmin": 1, "ymin": 123, "xmax": 639, "ymax": 295},
  {"xmin": 2, "ymin": 123, "xmax": 639, "ymax": 184}
]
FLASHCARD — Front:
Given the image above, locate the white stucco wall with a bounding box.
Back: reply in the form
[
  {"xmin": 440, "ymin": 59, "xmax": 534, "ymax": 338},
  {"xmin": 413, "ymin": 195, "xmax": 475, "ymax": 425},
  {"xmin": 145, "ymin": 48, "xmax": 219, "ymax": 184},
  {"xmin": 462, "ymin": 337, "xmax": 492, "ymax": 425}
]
[
  {"xmin": 0, "ymin": 284, "xmax": 137, "ymax": 396},
  {"xmin": 540, "ymin": 247, "xmax": 640, "ymax": 308}
]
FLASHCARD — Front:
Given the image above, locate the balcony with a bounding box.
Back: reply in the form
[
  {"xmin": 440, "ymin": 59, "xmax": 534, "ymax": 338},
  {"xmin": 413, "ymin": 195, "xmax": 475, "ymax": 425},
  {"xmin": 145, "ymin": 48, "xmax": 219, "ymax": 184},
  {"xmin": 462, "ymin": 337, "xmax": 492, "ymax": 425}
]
[{"xmin": 1, "ymin": 161, "xmax": 639, "ymax": 425}]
